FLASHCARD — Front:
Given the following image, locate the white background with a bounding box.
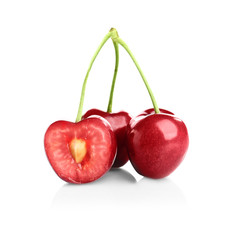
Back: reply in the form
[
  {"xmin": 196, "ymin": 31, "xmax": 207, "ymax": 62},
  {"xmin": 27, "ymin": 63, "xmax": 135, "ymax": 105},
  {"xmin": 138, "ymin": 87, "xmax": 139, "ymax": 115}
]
[{"xmin": 0, "ymin": 0, "xmax": 243, "ymax": 239}]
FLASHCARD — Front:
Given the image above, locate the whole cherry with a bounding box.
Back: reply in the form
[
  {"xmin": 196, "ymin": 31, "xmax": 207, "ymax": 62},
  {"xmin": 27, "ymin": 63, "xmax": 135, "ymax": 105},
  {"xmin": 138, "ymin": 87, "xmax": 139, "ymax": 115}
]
[
  {"xmin": 127, "ymin": 109, "xmax": 189, "ymax": 178},
  {"xmin": 82, "ymin": 35, "xmax": 132, "ymax": 168},
  {"xmin": 109, "ymin": 29, "xmax": 189, "ymax": 178},
  {"xmin": 83, "ymin": 109, "xmax": 131, "ymax": 168}
]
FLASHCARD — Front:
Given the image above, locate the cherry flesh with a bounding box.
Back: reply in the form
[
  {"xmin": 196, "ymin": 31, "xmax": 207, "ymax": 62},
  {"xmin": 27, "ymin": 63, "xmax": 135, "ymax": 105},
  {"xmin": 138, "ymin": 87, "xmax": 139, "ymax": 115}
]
[
  {"xmin": 44, "ymin": 116, "xmax": 117, "ymax": 184},
  {"xmin": 126, "ymin": 109, "xmax": 189, "ymax": 179},
  {"xmin": 83, "ymin": 109, "xmax": 132, "ymax": 168}
]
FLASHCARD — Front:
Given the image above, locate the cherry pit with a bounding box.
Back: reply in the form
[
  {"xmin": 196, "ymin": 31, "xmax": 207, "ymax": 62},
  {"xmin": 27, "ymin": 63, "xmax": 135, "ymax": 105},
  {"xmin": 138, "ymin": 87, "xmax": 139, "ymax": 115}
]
[{"xmin": 44, "ymin": 28, "xmax": 189, "ymax": 184}]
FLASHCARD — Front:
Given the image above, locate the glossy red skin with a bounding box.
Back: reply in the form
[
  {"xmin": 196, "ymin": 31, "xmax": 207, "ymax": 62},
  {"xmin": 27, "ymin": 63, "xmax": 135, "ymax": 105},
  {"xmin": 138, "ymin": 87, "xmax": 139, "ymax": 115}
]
[
  {"xmin": 44, "ymin": 116, "xmax": 117, "ymax": 184},
  {"xmin": 138, "ymin": 108, "xmax": 174, "ymax": 116},
  {"xmin": 83, "ymin": 109, "xmax": 132, "ymax": 168},
  {"xmin": 129, "ymin": 108, "xmax": 174, "ymax": 128},
  {"xmin": 127, "ymin": 109, "xmax": 189, "ymax": 179}
]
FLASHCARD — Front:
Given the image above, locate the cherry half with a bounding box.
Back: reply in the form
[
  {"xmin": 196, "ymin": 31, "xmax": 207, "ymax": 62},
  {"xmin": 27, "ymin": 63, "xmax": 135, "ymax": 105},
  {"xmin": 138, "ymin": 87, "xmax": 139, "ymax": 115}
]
[
  {"xmin": 83, "ymin": 109, "xmax": 132, "ymax": 168},
  {"xmin": 44, "ymin": 116, "xmax": 117, "ymax": 184},
  {"xmin": 127, "ymin": 109, "xmax": 189, "ymax": 179}
]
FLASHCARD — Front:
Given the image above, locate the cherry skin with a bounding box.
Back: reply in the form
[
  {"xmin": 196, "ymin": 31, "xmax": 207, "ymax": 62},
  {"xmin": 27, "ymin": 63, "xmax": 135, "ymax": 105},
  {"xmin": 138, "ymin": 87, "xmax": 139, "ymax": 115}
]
[
  {"xmin": 83, "ymin": 109, "xmax": 132, "ymax": 168},
  {"xmin": 126, "ymin": 109, "xmax": 189, "ymax": 179},
  {"xmin": 129, "ymin": 108, "xmax": 174, "ymax": 127},
  {"xmin": 138, "ymin": 108, "xmax": 174, "ymax": 116},
  {"xmin": 44, "ymin": 116, "xmax": 117, "ymax": 184}
]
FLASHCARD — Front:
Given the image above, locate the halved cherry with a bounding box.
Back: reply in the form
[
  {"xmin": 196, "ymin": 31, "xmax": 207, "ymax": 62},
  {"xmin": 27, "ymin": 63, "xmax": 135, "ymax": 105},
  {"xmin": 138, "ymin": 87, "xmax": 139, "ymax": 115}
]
[{"xmin": 44, "ymin": 116, "xmax": 117, "ymax": 184}]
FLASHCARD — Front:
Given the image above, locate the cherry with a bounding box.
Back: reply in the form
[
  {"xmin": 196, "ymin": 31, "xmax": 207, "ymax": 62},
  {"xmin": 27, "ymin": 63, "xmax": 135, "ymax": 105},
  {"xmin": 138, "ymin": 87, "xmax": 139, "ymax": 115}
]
[
  {"xmin": 83, "ymin": 109, "xmax": 132, "ymax": 168},
  {"xmin": 127, "ymin": 109, "xmax": 189, "ymax": 178},
  {"xmin": 44, "ymin": 29, "xmax": 119, "ymax": 183},
  {"xmin": 109, "ymin": 29, "xmax": 189, "ymax": 178},
  {"xmin": 82, "ymin": 29, "xmax": 132, "ymax": 168},
  {"xmin": 44, "ymin": 117, "xmax": 117, "ymax": 183}
]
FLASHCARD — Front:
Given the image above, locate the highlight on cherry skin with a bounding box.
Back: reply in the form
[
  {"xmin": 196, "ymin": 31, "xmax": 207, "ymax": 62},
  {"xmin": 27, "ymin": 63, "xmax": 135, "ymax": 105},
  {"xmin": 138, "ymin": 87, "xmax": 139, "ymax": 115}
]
[
  {"xmin": 138, "ymin": 108, "xmax": 174, "ymax": 116},
  {"xmin": 126, "ymin": 109, "xmax": 189, "ymax": 179},
  {"xmin": 82, "ymin": 109, "xmax": 132, "ymax": 168},
  {"xmin": 44, "ymin": 116, "xmax": 117, "ymax": 184}
]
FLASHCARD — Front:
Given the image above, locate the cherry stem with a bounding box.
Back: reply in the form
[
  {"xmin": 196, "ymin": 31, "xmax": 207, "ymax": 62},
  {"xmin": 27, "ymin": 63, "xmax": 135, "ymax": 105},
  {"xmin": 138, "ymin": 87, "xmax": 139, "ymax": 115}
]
[
  {"xmin": 111, "ymin": 29, "xmax": 160, "ymax": 114},
  {"xmin": 107, "ymin": 40, "xmax": 119, "ymax": 113},
  {"xmin": 75, "ymin": 31, "xmax": 113, "ymax": 122}
]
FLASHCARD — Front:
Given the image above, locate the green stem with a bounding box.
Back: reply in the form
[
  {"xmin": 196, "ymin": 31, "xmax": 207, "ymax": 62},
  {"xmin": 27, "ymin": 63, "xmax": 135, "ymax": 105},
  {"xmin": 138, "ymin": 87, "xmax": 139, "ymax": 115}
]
[
  {"xmin": 75, "ymin": 31, "xmax": 112, "ymax": 122},
  {"xmin": 107, "ymin": 40, "xmax": 119, "ymax": 113},
  {"xmin": 112, "ymin": 32, "xmax": 160, "ymax": 114}
]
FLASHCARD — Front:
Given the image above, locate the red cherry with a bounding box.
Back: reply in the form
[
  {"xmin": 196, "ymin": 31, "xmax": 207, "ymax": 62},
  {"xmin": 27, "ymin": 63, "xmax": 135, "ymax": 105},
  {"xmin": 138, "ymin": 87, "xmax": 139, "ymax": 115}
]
[
  {"xmin": 126, "ymin": 109, "xmax": 189, "ymax": 179},
  {"xmin": 44, "ymin": 116, "xmax": 117, "ymax": 184},
  {"xmin": 83, "ymin": 109, "xmax": 132, "ymax": 168}
]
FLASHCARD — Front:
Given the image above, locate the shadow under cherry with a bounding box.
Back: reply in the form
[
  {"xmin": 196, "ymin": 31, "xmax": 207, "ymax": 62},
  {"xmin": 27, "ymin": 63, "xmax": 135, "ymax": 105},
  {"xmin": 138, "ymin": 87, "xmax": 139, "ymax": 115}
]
[{"xmin": 51, "ymin": 169, "xmax": 186, "ymax": 208}]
